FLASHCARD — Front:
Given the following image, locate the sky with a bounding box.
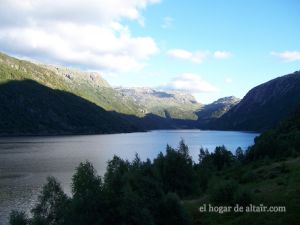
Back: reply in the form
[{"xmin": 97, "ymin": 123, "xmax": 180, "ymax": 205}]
[{"xmin": 0, "ymin": 0, "xmax": 299, "ymax": 103}]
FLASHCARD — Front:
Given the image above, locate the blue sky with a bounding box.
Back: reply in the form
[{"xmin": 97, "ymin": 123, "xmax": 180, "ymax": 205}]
[{"xmin": 0, "ymin": 0, "xmax": 299, "ymax": 103}]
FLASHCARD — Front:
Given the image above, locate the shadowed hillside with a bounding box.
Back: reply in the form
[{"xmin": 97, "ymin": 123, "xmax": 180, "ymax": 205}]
[
  {"xmin": 0, "ymin": 80, "xmax": 200, "ymax": 136},
  {"xmin": 213, "ymin": 71, "xmax": 300, "ymax": 131},
  {"xmin": 0, "ymin": 80, "xmax": 139, "ymax": 135}
]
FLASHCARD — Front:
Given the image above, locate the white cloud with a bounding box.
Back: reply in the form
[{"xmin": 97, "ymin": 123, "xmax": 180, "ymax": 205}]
[
  {"xmin": 161, "ymin": 17, "xmax": 173, "ymax": 29},
  {"xmin": 167, "ymin": 49, "xmax": 232, "ymax": 63},
  {"xmin": 0, "ymin": 0, "xmax": 160, "ymax": 72},
  {"xmin": 159, "ymin": 73, "xmax": 219, "ymax": 93},
  {"xmin": 271, "ymin": 51, "xmax": 300, "ymax": 62},
  {"xmin": 214, "ymin": 51, "xmax": 232, "ymax": 59},
  {"xmin": 225, "ymin": 77, "xmax": 233, "ymax": 84},
  {"xmin": 167, "ymin": 49, "xmax": 208, "ymax": 64}
]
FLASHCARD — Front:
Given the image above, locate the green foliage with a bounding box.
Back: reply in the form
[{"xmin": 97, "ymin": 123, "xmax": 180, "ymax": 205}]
[
  {"xmin": 9, "ymin": 141, "xmax": 199, "ymax": 225},
  {"xmin": 153, "ymin": 141, "xmax": 197, "ymax": 197},
  {"xmin": 213, "ymin": 146, "xmax": 234, "ymax": 170},
  {"xmin": 31, "ymin": 177, "xmax": 69, "ymax": 225},
  {"xmin": 0, "ymin": 80, "xmax": 139, "ymax": 135},
  {"xmin": 9, "ymin": 132, "xmax": 300, "ymax": 225},
  {"xmin": 0, "ymin": 52, "xmax": 141, "ymax": 116},
  {"xmin": 70, "ymin": 162, "xmax": 104, "ymax": 225},
  {"xmin": 246, "ymin": 105, "xmax": 300, "ymax": 160},
  {"xmin": 9, "ymin": 211, "xmax": 28, "ymax": 225},
  {"xmin": 157, "ymin": 193, "xmax": 191, "ymax": 225},
  {"xmin": 235, "ymin": 147, "xmax": 245, "ymax": 162},
  {"xmin": 72, "ymin": 161, "xmax": 102, "ymax": 197},
  {"xmin": 210, "ymin": 180, "xmax": 239, "ymax": 205}
]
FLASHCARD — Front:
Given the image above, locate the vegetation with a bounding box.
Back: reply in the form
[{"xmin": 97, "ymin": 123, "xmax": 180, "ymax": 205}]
[
  {"xmin": 247, "ymin": 105, "xmax": 300, "ymax": 160},
  {"xmin": 9, "ymin": 142, "xmax": 194, "ymax": 225},
  {"xmin": 0, "ymin": 52, "xmax": 243, "ymax": 134},
  {"xmin": 9, "ymin": 105, "xmax": 300, "ymax": 225},
  {"xmin": 3, "ymin": 52, "xmax": 300, "ymax": 224},
  {"xmin": 0, "ymin": 52, "xmax": 142, "ymax": 116},
  {"xmin": 214, "ymin": 71, "xmax": 300, "ymax": 131},
  {"xmin": 0, "ymin": 80, "xmax": 138, "ymax": 135},
  {"xmin": 9, "ymin": 137, "xmax": 300, "ymax": 225}
]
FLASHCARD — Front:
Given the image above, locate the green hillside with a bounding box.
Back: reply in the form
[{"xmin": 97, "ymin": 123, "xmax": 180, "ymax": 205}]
[
  {"xmin": 0, "ymin": 52, "xmax": 142, "ymax": 116},
  {"xmin": 185, "ymin": 105, "xmax": 300, "ymax": 224},
  {"xmin": 213, "ymin": 71, "xmax": 300, "ymax": 131},
  {"xmin": 0, "ymin": 80, "xmax": 138, "ymax": 135}
]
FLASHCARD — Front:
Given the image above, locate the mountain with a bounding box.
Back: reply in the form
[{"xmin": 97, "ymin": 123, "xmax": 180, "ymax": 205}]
[
  {"xmin": 115, "ymin": 87, "xmax": 202, "ymax": 120},
  {"xmin": 0, "ymin": 52, "xmax": 202, "ymax": 135},
  {"xmin": 4, "ymin": 52, "xmax": 298, "ymax": 134},
  {"xmin": 0, "ymin": 52, "xmax": 142, "ymax": 116},
  {"xmin": 196, "ymin": 96, "xmax": 240, "ymax": 126},
  {"xmin": 213, "ymin": 71, "xmax": 300, "ymax": 131},
  {"xmin": 0, "ymin": 80, "xmax": 138, "ymax": 135}
]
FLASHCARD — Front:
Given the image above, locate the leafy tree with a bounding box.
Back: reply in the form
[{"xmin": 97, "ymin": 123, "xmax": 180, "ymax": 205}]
[
  {"xmin": 235, "ymin": 147, "xmax": 244, "ymax": 162},
  {"xmin": 157, "ymin": 193, "xmax": 190, "ymax": 225},
  {"xmin": 70, "ymin": 161, "xmax": 104, "ymax": 225},
  {"xmin": 153, "ymin": 142, "xmax": 197, "ymax": 197},
  {"xmin": 72, "ymin": 161, "xmax": 102, "ymax": 198},
  {"xmin": 31, "ymin": 177, "xmax": 69, "ymax": 225},
  {"xmin": 198, "ymin": 147, "xmax": 209, "ymax": 163},
  {"xmin": 213, "ymin": 146, "xmax": 234, "ymax": 170},
  {"xmin": 9, "ymin": 211, "xmax": 28, "ymax": 225}
]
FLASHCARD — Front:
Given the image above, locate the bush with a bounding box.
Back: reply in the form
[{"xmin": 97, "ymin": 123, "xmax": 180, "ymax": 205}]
[
  {"xmin": 9, "ymin": 211, "xmax": 28, "ymax": 225},
  {"xmin": 210, "ymin": 180, "xmax": 238, "ymax": 205},
  {"xmin": 157, "ymin": 193, "xmax": 191, "ymax": 225},
  {"xmin": 210, "ymin": 180, "xmax": 252, "ymax": 206},
  {"xmin": 234, "ymin": 188, "xmax": 252, "ymax": 207},
  {"xmin": 240, "ymin": 171, "xmax": 258, "ymax": 183}
]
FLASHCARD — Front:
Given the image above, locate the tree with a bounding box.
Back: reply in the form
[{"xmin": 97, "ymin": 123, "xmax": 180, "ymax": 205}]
[
  {"xmin": 31, "ymin": 177, "xmax": 69, "ymax": 225},
  {"xmin": 198, "ymin": 147, "xmax": 210, "ymax": 164},
  {"xmin": 9, "ymin": 211, "xmax": 28, "ymax": 225},
  {"xmin": 213, "ymin": 145, "xmax": 234, "ymax": 170},
  {"xmin": 72, "ymin": 161, "xmax": 102, "ymax": 198},
  {"xmin": 235, "ymin": 147, "xmax": 245, "ymax": 162},
  {"xmin": 153, "ymin": 142, "xmax": 197, "ymax": 197},
  {"xmin": 70, "ymin": 161, "xmax": 104, "ymax": 225},
  {"xmin": 157, "ymin": 193, "xmax": 190, "ymax": 225}
]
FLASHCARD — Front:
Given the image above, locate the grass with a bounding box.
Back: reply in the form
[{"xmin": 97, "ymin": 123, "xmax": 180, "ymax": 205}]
[
  {"xmin": 0, "ymin": 52, "xmax": 143, "ymax": 116},
  {"xmin": 183, "ymin": 157, "xmax": 300, "ymax": 225}
]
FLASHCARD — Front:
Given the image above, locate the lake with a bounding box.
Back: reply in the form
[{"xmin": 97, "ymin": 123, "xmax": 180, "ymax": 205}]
[{"xmin": 0, "ymin": 130, "xmax": 259, "ymax": 224}]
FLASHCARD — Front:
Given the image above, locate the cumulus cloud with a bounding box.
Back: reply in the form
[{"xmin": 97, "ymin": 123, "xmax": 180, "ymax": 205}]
[
  {"xmin": 225, "ymin": 77, "xmax": 233, "ymax": 84},
  {"xmin": 271, "ymin": 51, "xmax": 300, "ymax": 62},
  {"xmin": 214, "ymin": 51, "xmax": 232, "ymax": 59},
  {"xmin": 167, "ymin": 49, "xmax": 232, "ymax": 63},
  {"xmin": 167, "ymin": 49, "xmax": 209, "ymax": 64},
  {"xmin": 0, "ymin": 0, "xmax": 160, "ymax": 72},
  {"xmin": 159, "ymin": 73, "xmax": 219, "ymax": 93}
]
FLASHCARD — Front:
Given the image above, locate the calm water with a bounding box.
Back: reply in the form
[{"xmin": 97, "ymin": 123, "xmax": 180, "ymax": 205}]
[{"xmin": 0, "ymin": 130, "xmax": 258, "ymax": 224}]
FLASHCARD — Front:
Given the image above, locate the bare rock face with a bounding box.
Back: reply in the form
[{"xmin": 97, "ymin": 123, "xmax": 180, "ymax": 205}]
[
  {"xmin": 114, "ymin": 87, "xmax": 202, "ymax": 120},
  {"xmin": 214, "ymin": 71, "xmax": 300, "ymax": 131},
  {"xmin": 196, "ymin": 96, "xmax": 240, "ymax": 127},
  {"xmin": 41, "ymin": 64, "xmax": 111, "ymax": 88}
]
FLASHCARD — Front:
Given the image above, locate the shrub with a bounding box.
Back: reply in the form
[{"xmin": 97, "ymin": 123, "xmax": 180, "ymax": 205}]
[
  {"xmin": 9, "ymin": 211, "xmax": 28, "ymax": 225},
  {"xmin": 210, "ymin": 180, "xmax": 238, "ymax": 205}
]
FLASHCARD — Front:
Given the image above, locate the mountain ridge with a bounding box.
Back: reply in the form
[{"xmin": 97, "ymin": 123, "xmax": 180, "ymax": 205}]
[
  {"xmin": 213, "ymin": 71, "xmax": 300, "ymax": 131},
  {"xmin": 2, "ymin": 51, "xmax": 299, "ymax": 135}
]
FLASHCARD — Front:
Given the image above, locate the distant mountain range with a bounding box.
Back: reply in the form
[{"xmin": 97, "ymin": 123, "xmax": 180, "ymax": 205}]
[
  {"xmin": 115, "ymin": 87, "xmax": 202, "ymax": 120},
  {"xmin": 0, "ymin": 52, "xmax": 299, "ymax": 135}
]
